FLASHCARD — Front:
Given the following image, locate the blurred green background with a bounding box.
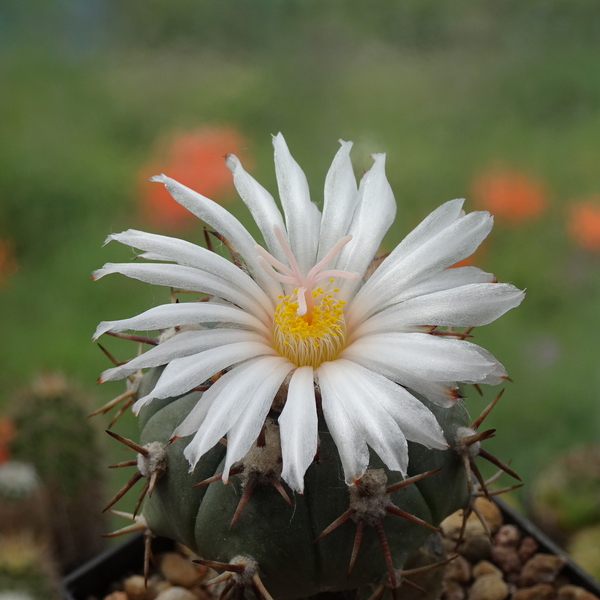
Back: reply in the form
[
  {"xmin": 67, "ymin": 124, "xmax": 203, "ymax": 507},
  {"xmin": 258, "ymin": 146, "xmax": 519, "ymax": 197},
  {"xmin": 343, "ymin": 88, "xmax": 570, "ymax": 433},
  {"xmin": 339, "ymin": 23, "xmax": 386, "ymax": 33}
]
[{"xmin": 1, "ymin": 0, "xmax": 600, "ymax": 523}]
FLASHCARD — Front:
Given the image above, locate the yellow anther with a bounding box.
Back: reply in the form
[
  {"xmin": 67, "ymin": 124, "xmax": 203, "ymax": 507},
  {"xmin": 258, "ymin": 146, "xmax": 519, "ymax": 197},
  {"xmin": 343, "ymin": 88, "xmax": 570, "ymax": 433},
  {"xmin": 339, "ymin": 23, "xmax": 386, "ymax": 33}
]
[{"xmin": 273, "ymin": 287, "xmax": 347, "ymax": 368}]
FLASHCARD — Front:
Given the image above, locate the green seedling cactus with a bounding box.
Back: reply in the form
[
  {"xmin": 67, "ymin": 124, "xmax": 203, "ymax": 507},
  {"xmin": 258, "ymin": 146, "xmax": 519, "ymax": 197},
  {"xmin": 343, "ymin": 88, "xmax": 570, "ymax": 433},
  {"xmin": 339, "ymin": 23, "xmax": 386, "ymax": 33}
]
[
  {"xmin": 9, "ymin": 374, "xmax": 107, "ymax": 572},
  {"xmin": 93, "ymin": 135, "xmax": 524, "ymax": 599}
]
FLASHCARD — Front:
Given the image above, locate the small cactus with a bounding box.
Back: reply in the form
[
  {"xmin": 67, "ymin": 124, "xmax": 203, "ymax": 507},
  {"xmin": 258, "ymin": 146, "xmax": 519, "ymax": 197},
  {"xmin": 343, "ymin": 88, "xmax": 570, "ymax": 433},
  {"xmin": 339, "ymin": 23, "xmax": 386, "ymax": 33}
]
[
  {"xmin": 9, "ymin": 373, "xmax": 107, "ymax": 572},
  {"xmin": 94, "ymin": 135, "xmax": 524, "ymax": 598}
]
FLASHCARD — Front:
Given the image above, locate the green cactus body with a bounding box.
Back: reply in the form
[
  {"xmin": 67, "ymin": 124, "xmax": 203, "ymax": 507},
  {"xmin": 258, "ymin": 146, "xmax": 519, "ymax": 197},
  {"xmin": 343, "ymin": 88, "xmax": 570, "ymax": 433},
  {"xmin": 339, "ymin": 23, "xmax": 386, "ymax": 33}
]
[{"xmin": 138, "ymin": 372, "xmax": 470, "ymax": 599}]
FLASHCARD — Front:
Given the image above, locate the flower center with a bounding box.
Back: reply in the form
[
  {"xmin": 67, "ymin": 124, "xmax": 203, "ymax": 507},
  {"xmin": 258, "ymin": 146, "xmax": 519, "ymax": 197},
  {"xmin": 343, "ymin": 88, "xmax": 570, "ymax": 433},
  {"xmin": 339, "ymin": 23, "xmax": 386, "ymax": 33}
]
[
  {"xmin": 273, "ymin": 284, "xmax": 347, "ymax": 368},
  {"xmin": 256, "ymin": 226, "xmax": 359, "ymax": 368}
]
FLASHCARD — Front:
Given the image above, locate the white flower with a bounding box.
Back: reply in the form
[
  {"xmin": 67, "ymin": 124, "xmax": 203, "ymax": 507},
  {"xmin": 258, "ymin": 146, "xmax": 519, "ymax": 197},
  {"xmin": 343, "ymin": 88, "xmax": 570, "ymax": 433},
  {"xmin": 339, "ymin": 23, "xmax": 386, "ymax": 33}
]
[{"xmin": 93, "ymin": 134, "xmax": 524, "ymax": 493}]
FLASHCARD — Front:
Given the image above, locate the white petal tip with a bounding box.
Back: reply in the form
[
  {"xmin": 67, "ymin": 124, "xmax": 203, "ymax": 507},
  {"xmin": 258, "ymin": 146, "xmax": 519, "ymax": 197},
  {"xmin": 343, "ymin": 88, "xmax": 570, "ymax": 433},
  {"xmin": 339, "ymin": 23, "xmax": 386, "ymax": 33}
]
[
  {"xmin": 272, "ymin": 132, "xmax": 287, "ymax": 149},
  {"xmin": 92, "ymin": 322, "xmax": 110, "ymax": 341},
  {"xmin": 225, "ymin": 154, "xmax": 240, "ymax": 171},
  {"xmin": 132, "ymin": 395, "xmax": 152, "ymax": 415},
  {"xmin": 102, "ymin": 233, "xmax": 117, "ymax": 247},
  {"xmin": 149, "ymin": 174, "xmax": 166, "ymax": 183}
]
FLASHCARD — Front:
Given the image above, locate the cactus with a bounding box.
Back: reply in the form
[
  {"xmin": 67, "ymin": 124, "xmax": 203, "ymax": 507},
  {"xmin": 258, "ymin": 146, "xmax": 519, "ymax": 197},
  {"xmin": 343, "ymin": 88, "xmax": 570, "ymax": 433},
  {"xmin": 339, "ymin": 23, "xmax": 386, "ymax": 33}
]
[
  {"xmin": 94, "ymin": 135, "xmax": 524, "ymax": 598},
  {"xmin": 9, "ymin": 373, "xmax": 107, "ymax": 572}
]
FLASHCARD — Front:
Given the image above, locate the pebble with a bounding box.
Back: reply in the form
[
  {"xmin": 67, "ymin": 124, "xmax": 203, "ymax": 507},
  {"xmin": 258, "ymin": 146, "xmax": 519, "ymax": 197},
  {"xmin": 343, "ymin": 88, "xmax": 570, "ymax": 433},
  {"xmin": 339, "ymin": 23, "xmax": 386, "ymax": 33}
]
[
  {"xmin": 442, "ymin": 500, "xmax": 504, "ymax": 541},
  {"xmin": 446, "ymin": 555, "xmax": 472, "ymax": 583},
  {"xmin": 491, "ymin": 545, "xmax": 522, "ymax": 574},
  {"xmin": 494, "ymin": 525, "xmax": 520, "ymax": 548},
  {"xmin": 518, "ymin": 537, "xmax": 539, "ymax": 563},
  {"xmin": 558, "ymin": 585, "xmax": 600, "ymax": 600},
  {"xmin": 159, "ymin": 552, "xmax": 203, "ymax": 588},
  {"xmin": 123, "ymin": 575, "xmax": 153, "ymax": 600},
  {"xmin": 520, "ymin": 554, "xmax": 566, "ymax": 587},
  {"xmin": 473, "ymin": 560, "xmax": 503, "ymax": 579},
  {"xmin": 151, "ymin": 581, "xmax": 173, "ymax": 597},
  {"xmin": 188, "ymin": 586, "xmax": 213, "ymax": 600},
  {"xmin": 474, "ymin": 500, "xmax": 504, "ymax": 534},
  {"xmin": 444, "ymin": 579, "xmax": 466, "ymax": 600},
  {"xmin": 155, "ymin": 587, "xmax": 198, "ymax": 600},
  {"xmin": 460, "ymin": 534, "xmax": 492, "ymax": 564},
  {"xmin": 467, "ymin": 574, "xmax": 508, "ymax": 600},
  {"xmin": 512, "ymin": 584, "xmax": 557, "ymax": 600}
]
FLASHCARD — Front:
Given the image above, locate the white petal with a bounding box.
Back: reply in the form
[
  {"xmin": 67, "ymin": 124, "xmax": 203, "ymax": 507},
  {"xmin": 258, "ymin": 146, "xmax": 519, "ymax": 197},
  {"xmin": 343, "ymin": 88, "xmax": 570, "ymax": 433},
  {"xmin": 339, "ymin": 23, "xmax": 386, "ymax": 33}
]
[
  {"xmin": 341, "ymin": 332, "xmax": 502, "ymax": 392},
  {"xmin": 133, "ymin": 341, "xmax": 277, "ymax": 411},
  {"xmin": 347, "ymin": 266, "xmax": 497, "ymax": 331},
  {"xmin": 319, "ymin": 360, "xmax": 409, "ymax": 478},
  {"xmin": 352, "ymin": 284, "xmax": 525, "ymax": 338},
  {"xmin": 222, "ymin": 358, "xmax": 294, "ymax": 480},
  {"xmin": 150, "ymin": 174, "xmax": 282, "ymax": 299},
  {"xmin": 365, "ymin": 198, "xmax": 465, "ymax": 290},
  {"xmin": 390, "ymin": 266, "xmax": 497, "ymax": 303},
  {"xmin": 471, "ymin": 346, "xmax": 508, "ymax": 384},
  {"xmin": 106, "ymin": 229, "xmax": 274, "ymax": 314},
  {"xmin": 94, "ymin": 301, "xmax": 269, "ymax": 341},
  {"xmin": 92, "ymin": 263, "xmax": 270, "ymax": 323},
  {"xmin": 335, "ymin": 154, "xmax": 396, "ymax": 300},
  {"xmin": 100, "ymin": 329, "xmax": 265, "ymax": 382},
  {"xmin": 226, "ymin": 154, "xmax": 288, "ymax": 262},
  {"xmin": 279, "ymin": 366, "xmax": 317, "ymax": 493},
  {"xmin": 317, "ymin": 140, "xmax": 358, "ymax": 267},
  {"xmin": 351, "ymin": 210, "xmax": 493, "ymax": 323},
  {"xmin": 272, "ymin": 133, "xmax": 321, "ymax": 274},
  {"xmin": 171, "ymin": 373, "xmax": 234, "ymax": 439},
  {"xmin": 317, "ymin": 362, "xmax": 369, "ymax": 484},
  {"xmin": 334, "ymin": 360, "xmax": 447, "ymax": 450},
  {"xmin": 181, "ymin": 356, "xmax": 289, "ymax": 470},
  {"xmin": 400, "ymin": 380, "xmax": 459, "ymax": 409}
]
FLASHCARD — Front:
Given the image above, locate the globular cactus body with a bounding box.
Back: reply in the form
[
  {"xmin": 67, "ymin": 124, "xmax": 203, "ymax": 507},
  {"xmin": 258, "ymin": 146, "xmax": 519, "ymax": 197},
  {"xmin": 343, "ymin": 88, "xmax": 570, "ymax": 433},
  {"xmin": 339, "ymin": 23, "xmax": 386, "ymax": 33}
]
[{"xmin": 136, "ymin": 371, "xmax": 470, "ymax": 598}]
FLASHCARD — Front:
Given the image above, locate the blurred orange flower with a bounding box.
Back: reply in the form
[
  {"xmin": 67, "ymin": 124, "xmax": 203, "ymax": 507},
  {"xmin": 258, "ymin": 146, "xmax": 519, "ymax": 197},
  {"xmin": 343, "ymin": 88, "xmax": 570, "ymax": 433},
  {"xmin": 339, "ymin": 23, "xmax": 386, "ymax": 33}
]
[
  {"xmin": 0, "ymin": 238, "xmax": 18, "ymax": 287},
  {"xmin": 471, "ymin": 168, "xmax": 547, "ymax": 225},
  {"xmin": 138, "ymin": 126, "xmax": 250, "ymax": 231},
  {"xmin": 568, "ymin": 199, "xmax": 600, "ymax": 252}
]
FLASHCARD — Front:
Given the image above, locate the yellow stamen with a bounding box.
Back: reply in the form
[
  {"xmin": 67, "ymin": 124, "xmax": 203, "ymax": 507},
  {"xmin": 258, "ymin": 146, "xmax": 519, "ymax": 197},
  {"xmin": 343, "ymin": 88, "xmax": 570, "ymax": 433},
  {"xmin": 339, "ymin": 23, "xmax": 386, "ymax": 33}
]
[{"xmin": 273, "ymin": 287, "xmax": 346, "ymax": 368}]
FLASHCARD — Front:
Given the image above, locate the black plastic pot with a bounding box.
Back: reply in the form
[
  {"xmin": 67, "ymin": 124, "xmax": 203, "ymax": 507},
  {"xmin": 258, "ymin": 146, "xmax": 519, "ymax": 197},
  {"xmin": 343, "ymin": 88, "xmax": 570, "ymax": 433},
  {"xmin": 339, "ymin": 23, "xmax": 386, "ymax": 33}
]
[
  {"xmin": 61, "ymin": 534, "xmax": 175, "ymax": 600},
  {"xmin": 61, "ymin": 498, "xmax": 600, "ymax": 600}
]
